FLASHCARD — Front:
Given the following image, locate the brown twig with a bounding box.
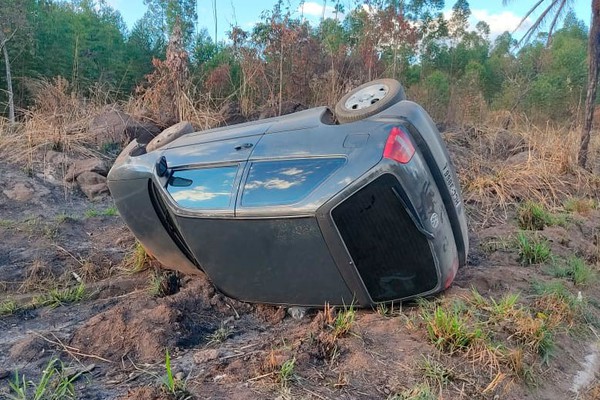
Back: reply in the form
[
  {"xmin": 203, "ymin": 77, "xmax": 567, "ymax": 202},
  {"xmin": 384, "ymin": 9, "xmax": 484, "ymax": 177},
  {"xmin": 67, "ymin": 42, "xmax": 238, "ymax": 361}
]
[{"xmin": 30, "ymin": 330, "xmax": 113, "ymax": 364}]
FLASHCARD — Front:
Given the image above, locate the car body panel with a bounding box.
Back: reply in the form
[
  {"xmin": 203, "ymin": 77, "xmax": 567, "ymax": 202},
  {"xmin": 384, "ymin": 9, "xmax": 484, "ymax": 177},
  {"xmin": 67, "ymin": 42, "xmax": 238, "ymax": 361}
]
[
  {"xmin": 161, "ymin": 135, "xmax": 262, "ymax": 167},
  {"xmin": 175, "ymin": 216, "xmax": 354, "ymax": 305},
  {"xmin": 108, "ymin": 178, "xmax": 200, "ymax": 275}
]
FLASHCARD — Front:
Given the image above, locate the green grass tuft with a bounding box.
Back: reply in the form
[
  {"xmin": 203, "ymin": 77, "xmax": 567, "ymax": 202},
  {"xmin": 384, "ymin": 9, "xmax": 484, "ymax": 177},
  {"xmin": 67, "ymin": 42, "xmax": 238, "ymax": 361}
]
[
  {"xmin": 85, "ymin": 207, "xmax": 118, "ymax": 218},
  {"xmin": 7, "ymin": 358, "xmax": 81, "ymax": 400},
  {"xmin": 102, "ymin": 206, "xmax": 118, "ymax": 216},
  {"xmin": 34, "ymin": 283, "xmax": 86, "ymax": 309},
  {"xmin": 549, "ymin": 256, "xmax": 596, "ymax": 286},
  {"xmin": 122, "ymin": 242, "xmax": 151, "ymax": 273},
  {"xmin": 516, "ymin": 232, "xmax": 551, "ymax": 265},
  {"xmin": 148, "ymin": 271, "xmax": 180, "ymax": 298},
  {"xmin": 206, "ymin": 322, "xmax": 233, "ymax": 346},
  {"xmin": 422, "ymin": 301, "xmax": 483, "ymax": 354},
  {"xmin": 278, "ymin": 357, "xmax": 296, "ymax": 388},
  {"xmin": 517, "ymin": 201, "xmax": 554, "ymax": 230},
  {"xmin": 532, "ymin": 280, "xmax": 577, "ymax": 306},
  {"xmin": 389, "ymin": 382, "xmax": 435, "ymax": 400},
  {"xmin": 0, "ymin": 300, "xmax": 19, "ymax": 316},
  {"xmin": 84, "ymin": 209, "xmax": 100, "ymax": 218},
  {"xmin": 0, "ymin": 219, "xmax": 16, "ymax": 229},
  {"xmin": 421, "ymin": 356, "xmax": 453, "ymax": 388},
  {"xmin": 332, "ymin": 303, "xmax": 356, "ymax": 338}
]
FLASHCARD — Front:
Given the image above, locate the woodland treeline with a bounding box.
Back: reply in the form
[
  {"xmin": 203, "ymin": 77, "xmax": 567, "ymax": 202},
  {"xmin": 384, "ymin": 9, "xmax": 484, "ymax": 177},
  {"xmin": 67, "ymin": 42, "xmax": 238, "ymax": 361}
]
[{"xmin": 0, "ymin": 0, "xmax": 590, "ymax": 126}]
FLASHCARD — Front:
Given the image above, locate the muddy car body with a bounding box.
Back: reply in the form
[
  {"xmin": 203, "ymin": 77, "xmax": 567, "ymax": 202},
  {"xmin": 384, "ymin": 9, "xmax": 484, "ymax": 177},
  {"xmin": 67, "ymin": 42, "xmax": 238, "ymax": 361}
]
[{"xmin": 108, "ymin": 82, "xmax": 468, "ymax": 307}]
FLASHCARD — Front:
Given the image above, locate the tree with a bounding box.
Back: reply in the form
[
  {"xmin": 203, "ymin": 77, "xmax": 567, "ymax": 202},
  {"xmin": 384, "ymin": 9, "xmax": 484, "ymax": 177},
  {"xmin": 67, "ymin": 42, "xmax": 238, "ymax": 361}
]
[
  {"xmin": 143, "ymin": 0, "xmax": 198, "ymax": 50},
  {"xmin": 581, "ymin": 2, "xmax": 600, "ymax": 168},
  {"xmin": 505, "ymin": 0, "xmax": 598, "ymax": 169},
  {"xmin": 0, "ymin": 29, "xmax": 15, "ymax": 124},
  {"xmin": 0, "ymin": 0, "xmax": 31, "ymax": 123}
]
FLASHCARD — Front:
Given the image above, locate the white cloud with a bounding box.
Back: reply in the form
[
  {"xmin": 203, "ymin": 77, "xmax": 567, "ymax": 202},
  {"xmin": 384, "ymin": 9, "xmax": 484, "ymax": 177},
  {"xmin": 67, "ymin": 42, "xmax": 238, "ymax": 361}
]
[
  {"xmin": 171, "ymin": 186, "xmax": 229, "ymax": 203},
  {"xmin": 442, "ymin": 8, "xmax": 532, "ymax": 40},
  {"xmin": 471, "ymin": 9, "xmax": 532, "ymax": 38},
  {"xmin": 280, "ymin": 167, "xmax": 303, "ymax": 176},
  {"xmin": 245, "ymin": 178, "xmax": 302, "ymax": 190},
  {"xmin": 299, "ymin": 1, "xmax": 343, "ymax": 20}
]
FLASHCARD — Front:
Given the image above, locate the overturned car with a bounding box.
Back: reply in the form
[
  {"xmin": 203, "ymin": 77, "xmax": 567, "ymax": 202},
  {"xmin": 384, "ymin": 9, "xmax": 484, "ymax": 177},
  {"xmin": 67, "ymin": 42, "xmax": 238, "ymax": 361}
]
[{"xmin": 108, "ymin": 79, "xmax": 468, "ymax": 307}]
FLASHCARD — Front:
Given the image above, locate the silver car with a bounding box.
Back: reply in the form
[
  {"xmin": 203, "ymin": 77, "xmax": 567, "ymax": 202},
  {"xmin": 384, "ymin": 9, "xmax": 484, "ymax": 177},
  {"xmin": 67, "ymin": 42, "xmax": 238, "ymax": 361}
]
[{"xmin": 108, "ymin": 79, "xmax": 468, "ymax": 307}]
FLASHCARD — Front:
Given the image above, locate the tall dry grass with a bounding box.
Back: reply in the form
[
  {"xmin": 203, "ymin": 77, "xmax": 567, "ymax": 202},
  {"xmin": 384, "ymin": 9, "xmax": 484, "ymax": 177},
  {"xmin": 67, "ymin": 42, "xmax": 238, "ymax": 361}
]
[
  {"xmin": 0, "ymin": 77, "xmax": 104, "ymax": 170},
  {"xmin": 447, "ymin": 114, "xmax": 600, "ymax": 227},
  {"xmin": 124, "ymin": 88, "xmax": 222, "ymax": 133},
  {"xmin": 0, "ymin": 71, "xmax": 224, "ymax": 176},
  {"xmin": 1, "ymin": 73, "xmax": 598, "ymax": 231}
]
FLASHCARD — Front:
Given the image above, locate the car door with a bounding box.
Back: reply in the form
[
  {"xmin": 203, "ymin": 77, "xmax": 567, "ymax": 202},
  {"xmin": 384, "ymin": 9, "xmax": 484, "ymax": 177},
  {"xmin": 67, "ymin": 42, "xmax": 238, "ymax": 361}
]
[
  {"xmin": 156, "ymin": 125, "xmax": 267, "ymax": 218},
  {"xmin": 236, "ymin": 122, "xmax": 383, "ymax": 218}
]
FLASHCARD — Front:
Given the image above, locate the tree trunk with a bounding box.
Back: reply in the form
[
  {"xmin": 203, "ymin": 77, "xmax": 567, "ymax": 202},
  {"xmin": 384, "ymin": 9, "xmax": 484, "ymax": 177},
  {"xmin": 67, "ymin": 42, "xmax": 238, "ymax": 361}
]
[
  {"xmin": 578, "ymin": 0, "xmax": 600, "ymax": 168},
  {"xmin": 0, "ymin": 31, "xmax": 15, "ymax": 125},
  {"xmin": 278, "ymin": 37, "xmax": 283, "ymax": 116}
]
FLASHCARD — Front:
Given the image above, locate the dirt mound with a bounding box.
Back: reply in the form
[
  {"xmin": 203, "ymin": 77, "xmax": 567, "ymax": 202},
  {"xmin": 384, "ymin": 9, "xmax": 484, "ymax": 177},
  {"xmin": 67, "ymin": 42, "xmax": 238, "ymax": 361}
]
[
  {"xmin": 71, "ymin": 300, "xmax": 175, "ymax": 362},
  {"xmin": 70, "ymin": 277, "xmax": 250, "ymax": 363}
]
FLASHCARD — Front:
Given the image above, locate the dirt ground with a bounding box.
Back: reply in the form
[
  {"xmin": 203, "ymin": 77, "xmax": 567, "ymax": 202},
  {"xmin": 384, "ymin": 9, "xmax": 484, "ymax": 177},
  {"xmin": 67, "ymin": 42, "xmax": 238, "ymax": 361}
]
[{"xmin": 1, "ymin": 131, "xmax": 600, "ymax": 399}]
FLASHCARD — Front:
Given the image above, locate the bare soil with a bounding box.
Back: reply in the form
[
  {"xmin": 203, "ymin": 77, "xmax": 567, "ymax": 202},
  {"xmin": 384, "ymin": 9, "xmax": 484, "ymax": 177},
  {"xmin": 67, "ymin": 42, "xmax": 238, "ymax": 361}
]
[{"xmin": 1, "ymin": 137, "xmax": 600, "ymax": 400}]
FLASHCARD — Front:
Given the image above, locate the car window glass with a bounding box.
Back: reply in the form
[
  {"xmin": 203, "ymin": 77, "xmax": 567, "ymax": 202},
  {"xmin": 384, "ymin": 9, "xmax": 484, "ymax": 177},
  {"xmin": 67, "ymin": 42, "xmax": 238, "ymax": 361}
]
[
  {"xmin": 167, "ymin": 166, "xmax": 238, "ymax": 209},
  {"xmin": 242, "ymin": 158, "xmax": 345, "ymax": 207}
]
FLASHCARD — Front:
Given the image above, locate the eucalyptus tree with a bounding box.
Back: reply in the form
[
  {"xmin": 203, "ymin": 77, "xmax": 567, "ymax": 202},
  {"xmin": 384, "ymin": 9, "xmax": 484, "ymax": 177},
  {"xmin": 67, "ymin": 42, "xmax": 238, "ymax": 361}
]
[
  {"xmin": 0, "ymin": 0, "xmax": 32, "ymax": 123},
  {"xmin": 143, "ymin": 0, "xmax": 198, "ymax": 50},
  {"xmin": 505, "ymin": 0, "xmax": 599, "ymax": 168}
]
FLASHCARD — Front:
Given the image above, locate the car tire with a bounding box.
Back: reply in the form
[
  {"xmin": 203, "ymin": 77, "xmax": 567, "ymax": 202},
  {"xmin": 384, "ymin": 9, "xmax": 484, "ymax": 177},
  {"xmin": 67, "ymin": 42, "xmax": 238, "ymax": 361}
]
[{"xmin": 335, "ymin": 79, "xmax": 406, "ymax": 124}]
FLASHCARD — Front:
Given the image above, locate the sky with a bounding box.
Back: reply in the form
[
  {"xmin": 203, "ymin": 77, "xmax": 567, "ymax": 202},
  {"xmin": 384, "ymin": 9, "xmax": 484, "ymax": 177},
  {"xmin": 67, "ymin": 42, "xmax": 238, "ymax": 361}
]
[{"xmin": 106, "ymin": 0, "xmax": 591, "ymax": 42}]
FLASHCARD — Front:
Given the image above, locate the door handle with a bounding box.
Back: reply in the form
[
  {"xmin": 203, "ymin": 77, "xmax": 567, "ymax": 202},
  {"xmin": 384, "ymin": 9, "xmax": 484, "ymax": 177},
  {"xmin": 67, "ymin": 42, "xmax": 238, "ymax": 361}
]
[{"xmin": 234, "ymin": 143, "xmax": 253, "ymax": 151}]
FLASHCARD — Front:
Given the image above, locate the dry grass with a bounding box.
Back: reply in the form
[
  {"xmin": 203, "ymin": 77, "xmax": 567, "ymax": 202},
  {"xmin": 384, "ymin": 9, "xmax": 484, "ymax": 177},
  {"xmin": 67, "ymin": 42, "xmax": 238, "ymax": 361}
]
[
  {"xmin": 119, "ymin": 242, "xmax": 153, "ymax": 273},
  {"xmin": 19, "ymin": 259, "xmax": 56, "ymax": 293},
  {"xmin": 583, "ymin": 382, "xmax": 600, "ymax": 399},
  {"xmin": 467, "ymin": 288, "xmax": 566, "ymax": 363},
  {"xmin": 446, "ymin": 117, "xmax": 600, "ymax": 227},
  {"xmin": 0, "ymin": 78, "xmax": 108, "ymax": 176},
  {"xmin": 0, "ymin": 76, "xmax": 222, "ymax": 176},
  {"xmin": 563, "ymin": 197, "xmax": 597, "ymax": 214},
  {"xmin": 125, "ymin": 88, "xmax": 222, "ymax": 132}
]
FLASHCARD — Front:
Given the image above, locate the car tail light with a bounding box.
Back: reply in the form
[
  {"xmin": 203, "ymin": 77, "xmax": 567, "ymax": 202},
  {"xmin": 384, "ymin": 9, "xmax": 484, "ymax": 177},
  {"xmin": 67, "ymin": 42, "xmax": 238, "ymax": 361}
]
[{"xmin": 383, "ymin": 126, "xmax": 415, "ymax": 164}]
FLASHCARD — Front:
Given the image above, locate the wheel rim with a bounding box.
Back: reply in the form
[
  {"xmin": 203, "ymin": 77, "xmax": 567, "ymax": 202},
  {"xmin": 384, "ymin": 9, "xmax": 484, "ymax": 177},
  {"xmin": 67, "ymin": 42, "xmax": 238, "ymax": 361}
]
[{"xmin": 344, "ymin": 84, "xmax": 389, "ymax": 111}]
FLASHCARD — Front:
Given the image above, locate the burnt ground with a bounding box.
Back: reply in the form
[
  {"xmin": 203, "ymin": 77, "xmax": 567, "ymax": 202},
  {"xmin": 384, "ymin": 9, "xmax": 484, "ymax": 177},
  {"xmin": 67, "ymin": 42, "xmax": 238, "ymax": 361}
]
[{"xmin": 1, "ymin": 137, "xmax": 600, "ymax": 400}]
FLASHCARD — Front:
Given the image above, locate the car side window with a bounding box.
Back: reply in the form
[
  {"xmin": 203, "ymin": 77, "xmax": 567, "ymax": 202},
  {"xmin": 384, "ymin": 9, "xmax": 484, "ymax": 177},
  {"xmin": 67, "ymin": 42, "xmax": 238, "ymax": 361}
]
[
  {"xmin": 242, "ymin": 158, "xmax": 345, "ymax": 207},
  {"xmin": 166, "ymin": 165, "xmax": 238, "ymax": 209}
]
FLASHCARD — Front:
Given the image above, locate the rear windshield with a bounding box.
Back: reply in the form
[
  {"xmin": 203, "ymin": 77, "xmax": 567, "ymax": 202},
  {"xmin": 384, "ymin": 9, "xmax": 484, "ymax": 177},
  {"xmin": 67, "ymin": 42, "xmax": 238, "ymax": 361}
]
[
  {"xmin": 241, "ymin": 158, "xmax": 345, "ymax": 207},
  {"xmin": 166, "ymin": 165, "xmax": 238, "ymax": 209}
]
